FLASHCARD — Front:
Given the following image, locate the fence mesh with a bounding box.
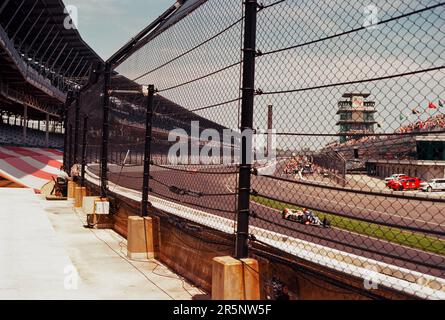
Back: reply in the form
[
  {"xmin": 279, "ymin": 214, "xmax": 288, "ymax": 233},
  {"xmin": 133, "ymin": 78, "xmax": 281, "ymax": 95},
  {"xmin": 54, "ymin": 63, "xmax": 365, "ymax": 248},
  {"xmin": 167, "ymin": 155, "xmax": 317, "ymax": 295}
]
[
  {"xmin": 68, "ymin": 0, "xmax": 445, "ymax": 298},
  {"xmin": 79, "ymin": 76, "xmax": 104, "ymax": 171},
  {"xmin": 250, "ymin": 0, "xmax": 445, "ymax": 280},
  {"xmin": 111, "ymin": 0, "xmax": 244, "ymax": 224}
]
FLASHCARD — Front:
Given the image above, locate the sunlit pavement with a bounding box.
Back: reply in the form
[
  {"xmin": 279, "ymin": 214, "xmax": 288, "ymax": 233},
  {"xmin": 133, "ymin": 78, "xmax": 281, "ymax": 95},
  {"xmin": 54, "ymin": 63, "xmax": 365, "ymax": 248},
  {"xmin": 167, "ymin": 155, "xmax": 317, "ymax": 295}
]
[{"xmin": 0, "ymin": 188, "xmax": 204, "ymax": 300}]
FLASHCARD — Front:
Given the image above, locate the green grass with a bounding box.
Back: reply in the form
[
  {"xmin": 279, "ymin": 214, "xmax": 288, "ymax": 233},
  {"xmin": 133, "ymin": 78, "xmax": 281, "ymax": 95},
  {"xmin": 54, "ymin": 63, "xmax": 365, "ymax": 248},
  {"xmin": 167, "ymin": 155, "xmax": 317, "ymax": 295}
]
[{"xmin": 251, "ymin": 195, "xmax": 445, "ymax": 256}]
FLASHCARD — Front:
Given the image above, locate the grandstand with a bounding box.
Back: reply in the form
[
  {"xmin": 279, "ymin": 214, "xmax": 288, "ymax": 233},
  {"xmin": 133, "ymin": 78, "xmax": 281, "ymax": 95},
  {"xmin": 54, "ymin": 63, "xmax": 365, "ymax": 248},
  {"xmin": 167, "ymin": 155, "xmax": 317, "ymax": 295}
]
[
  {"xmin": 0, "ymin": 122, "xmax": 63, "ymax": 148},
  {"xmin": 0, "ymin": 0, "xmax": 102, "ymax": 150},
  {"xmin": 87, "ymin": 74, "xmax": 238, "ymax": 165},
  {"xmin": 109, "ymin": 75, "xmax": 228, "ymax": 134},
  {"xmin": 319, "ymin": 106, "xmax": 445, "ymax": 181}
]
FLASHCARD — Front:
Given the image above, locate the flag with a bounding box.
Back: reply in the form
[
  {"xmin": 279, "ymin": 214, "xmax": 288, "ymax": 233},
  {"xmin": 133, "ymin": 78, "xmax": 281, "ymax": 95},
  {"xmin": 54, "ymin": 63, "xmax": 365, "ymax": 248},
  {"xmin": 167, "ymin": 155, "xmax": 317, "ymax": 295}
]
[
  {"xmin": 439, "ymin": 99, "xmax": 444, "ymax": 108},
  {"xmin": 428, "ymin": 102, "xmax": 437, "ymax": 109}
]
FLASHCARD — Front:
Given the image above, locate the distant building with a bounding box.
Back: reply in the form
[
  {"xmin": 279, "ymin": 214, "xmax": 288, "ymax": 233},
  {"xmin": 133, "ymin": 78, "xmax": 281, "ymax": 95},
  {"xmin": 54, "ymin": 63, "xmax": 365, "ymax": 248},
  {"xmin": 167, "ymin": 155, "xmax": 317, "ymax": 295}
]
[
  {"xmin": 336, "ymin": 93, "xmax": 377, "ymax": 143},
  {"xmin": 416, "ymin": 135, "xmax": 445, "ymax": 161}
]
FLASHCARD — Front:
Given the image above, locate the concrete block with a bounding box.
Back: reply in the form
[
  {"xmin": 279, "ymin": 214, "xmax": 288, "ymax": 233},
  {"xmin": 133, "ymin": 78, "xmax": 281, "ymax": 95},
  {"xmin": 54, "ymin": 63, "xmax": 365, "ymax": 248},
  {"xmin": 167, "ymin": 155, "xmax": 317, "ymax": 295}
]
[
  {"xmin": 127, "ymin": 216, "xmax": 155, "ymax": 260},
  {"xmin": 67, "ymin": 181, "xmax": 76, "ymax": 199},
  {"xmin": 82, "ymin": 196, "xmax": 101, "ymax": 214},
  {"xmin": 211, "ymin": 256, "xmax": 260, "ymax": 300},
  {"xmin": 74, "ymin": 187, "xmax": 86, "ymax": 208},
  {"xmin": 240, "ymin": 258, "xmax": 260, "ymax": 300}
]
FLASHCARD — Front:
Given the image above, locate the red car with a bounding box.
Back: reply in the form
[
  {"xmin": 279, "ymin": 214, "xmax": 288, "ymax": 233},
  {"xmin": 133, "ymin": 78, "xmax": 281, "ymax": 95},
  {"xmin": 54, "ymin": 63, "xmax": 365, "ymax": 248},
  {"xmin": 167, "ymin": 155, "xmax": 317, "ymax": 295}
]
[
  {"xmin": 386, "ymin": 175, "xmax": 410, "ymax": 188},
  {"xmin": 389, "ymin": 177, "xmax": 421, "ymax": 191}
]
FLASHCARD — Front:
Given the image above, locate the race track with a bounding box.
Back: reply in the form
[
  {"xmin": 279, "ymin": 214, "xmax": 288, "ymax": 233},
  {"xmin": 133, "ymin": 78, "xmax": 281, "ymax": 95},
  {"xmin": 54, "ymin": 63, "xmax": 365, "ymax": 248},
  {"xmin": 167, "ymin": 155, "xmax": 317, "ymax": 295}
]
[{"xmin": 89, "ymin": 163, "xmax": 445, "ymax": 278}]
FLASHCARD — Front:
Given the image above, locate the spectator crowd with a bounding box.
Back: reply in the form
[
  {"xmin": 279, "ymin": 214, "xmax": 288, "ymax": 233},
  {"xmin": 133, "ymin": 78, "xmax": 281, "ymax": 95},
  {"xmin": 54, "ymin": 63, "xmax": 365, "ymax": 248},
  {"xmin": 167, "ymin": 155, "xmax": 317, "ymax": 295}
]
[
  {"xmin": 325, "ymin": 114, "xmax": 445, "ymax": 150},
  {"xmin": 395, "ymin": 114, "xmax": 445, "ymax": 134},
  {"xmin": 283, "ymin": 155, "xmax": 327, "ymax": 177}
]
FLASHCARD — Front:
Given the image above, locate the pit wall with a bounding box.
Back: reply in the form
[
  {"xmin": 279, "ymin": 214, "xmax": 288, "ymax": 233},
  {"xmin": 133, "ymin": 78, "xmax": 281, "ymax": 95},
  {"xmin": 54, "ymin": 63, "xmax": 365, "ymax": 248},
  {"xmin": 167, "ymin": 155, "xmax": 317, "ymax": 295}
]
[{"xmin": 84, "ymin": 182, "xmax": 414, "ymax": 300}]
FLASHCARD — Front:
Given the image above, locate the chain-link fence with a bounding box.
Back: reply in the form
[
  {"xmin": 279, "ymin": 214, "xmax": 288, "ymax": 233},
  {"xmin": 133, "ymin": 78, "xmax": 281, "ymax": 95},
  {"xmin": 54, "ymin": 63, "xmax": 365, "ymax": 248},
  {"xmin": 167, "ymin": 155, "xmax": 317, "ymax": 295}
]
[{"xmin": 66, "ymin": 0, "xmax": 445, "ymax": 299}]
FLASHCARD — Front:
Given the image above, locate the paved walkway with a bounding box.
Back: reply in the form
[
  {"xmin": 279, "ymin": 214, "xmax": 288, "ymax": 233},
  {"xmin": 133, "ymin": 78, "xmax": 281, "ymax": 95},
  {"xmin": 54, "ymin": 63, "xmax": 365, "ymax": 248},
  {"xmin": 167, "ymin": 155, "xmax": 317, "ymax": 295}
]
[{"xmin": 0, "ymin": 188, "xmax": 204, "ymax": 299}]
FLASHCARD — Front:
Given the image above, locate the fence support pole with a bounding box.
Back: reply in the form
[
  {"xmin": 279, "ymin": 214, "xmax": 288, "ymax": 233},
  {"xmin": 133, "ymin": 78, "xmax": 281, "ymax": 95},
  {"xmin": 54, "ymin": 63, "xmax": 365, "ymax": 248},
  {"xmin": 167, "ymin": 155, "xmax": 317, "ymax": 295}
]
[
  {"xmin": 235, "ymin": 0, "xmax": 257, "ymax": 259},
  {"xmin": 73, "ymin": 91, "xmax": 80, "ymax": 164},
  {"xmin": 100, "ymin": 62, "xmax": 111, "ymax": 198},
  {"xmin": 141, "ymin": 85, "xmax": 155, "ymax": 217},
  {"xmin": 68, "ymin": 124, "xmax": 73, "ymax": 171},
  {"xmin": 62, "ymin": 104, "xmax": 69, "ymax": 169},
  {"xmin": 81, "ymin": 115, "xmax": 88, "ymax": 187}
]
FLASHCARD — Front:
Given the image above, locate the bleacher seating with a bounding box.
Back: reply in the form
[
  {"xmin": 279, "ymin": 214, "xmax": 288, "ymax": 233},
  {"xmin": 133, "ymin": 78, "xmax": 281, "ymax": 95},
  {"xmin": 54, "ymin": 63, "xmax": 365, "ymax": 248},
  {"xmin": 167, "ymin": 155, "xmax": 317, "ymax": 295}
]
[{"xmin": 0, "ymin": 123, "xmax": 63, "ymax": 148}]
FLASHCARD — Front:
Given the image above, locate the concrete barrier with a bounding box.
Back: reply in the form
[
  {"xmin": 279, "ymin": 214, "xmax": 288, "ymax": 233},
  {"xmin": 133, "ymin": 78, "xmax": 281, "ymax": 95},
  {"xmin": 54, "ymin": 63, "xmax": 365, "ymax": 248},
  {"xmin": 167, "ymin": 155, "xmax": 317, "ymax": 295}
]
[
  {"xmin": 212, "ymin": 256, "xmax": 260, "ymax": 300},
  {"xmin": 127, "ymin": 216, "xmax": 155, "ymax": 260},
  {"xmin": 82, "ymin": 196, "xmax": 101, "ymax": 214},
  {"xmin": 74, "ymin": 187, "xmax": 86, "ymax": 208},
  {"xmin": 67, "ymin": 181, "xmax": 76, "ymax": 199}
]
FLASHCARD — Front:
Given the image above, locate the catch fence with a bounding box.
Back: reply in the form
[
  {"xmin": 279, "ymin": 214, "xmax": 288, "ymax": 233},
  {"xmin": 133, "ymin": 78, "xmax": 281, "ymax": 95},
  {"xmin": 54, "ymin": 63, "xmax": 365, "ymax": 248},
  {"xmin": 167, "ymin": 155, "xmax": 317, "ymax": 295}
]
[{"xmin": 66, "ymin": 0, "xmax": 445, "ymax": 299}]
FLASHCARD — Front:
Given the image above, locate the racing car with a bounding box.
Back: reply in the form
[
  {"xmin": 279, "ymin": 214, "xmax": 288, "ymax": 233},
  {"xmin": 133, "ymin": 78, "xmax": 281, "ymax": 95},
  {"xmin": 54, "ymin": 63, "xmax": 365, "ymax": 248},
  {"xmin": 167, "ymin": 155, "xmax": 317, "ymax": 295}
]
[{"xmin": 282, "ymin": 208, "xmax": 330, "ymax": 228}]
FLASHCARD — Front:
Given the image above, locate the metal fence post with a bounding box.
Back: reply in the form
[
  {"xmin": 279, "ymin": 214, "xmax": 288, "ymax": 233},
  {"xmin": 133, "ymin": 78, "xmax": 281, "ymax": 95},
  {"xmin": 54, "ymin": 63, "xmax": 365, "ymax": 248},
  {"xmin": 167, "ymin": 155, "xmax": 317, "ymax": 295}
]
[
  {"xmin": 73, "ymin": 91, "xmax": 80, "ymax": 164},
  {"xmin": 62, "ymin": 103, "xmax": 69, "ymax": 169},
  {"xmin": 100, "ymin": 62, "xmax": 111, "ymax": 198},
  {"xmin": 141, "ymin": 85, "xmax": 155, "ymax": 217},
  {"xmin": 235, "ymin": 0, "xmax": 258, "ymax": 259},
  {"xmin": 81, "ymin": 115, "xmax": 88, "ymax": 187},
  {"xmin": 68, "ymin": 124, "xmax": 73, "ymax": 172}
]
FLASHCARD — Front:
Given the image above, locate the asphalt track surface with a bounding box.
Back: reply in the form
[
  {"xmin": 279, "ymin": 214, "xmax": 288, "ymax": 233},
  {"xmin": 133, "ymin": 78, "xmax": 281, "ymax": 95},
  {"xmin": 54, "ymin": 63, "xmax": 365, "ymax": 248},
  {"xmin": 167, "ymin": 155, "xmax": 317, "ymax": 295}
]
[{"xmin": 89, "ymin": 163, "xmax": 445, "ymax": 278}]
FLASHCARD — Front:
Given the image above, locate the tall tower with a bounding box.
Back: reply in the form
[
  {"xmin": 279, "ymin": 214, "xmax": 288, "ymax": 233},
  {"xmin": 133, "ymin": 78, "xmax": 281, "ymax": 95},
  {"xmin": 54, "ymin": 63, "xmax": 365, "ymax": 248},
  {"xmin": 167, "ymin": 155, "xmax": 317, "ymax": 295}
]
[{"xmin": 336, "ymin": 93, "xmax": 377, "ymax": 143}]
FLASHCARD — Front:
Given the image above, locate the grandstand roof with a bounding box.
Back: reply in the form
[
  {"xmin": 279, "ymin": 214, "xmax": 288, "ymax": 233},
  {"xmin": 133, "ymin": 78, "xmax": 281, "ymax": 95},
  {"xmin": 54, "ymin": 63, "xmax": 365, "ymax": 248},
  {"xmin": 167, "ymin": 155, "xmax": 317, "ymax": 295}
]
[
  {"xmin": 0, "ymin": 0, "xmax": 103, "ymax": 120},
  {"xmin": 0, "ymin": 0, "xmax": 102, "ymax": 79}
]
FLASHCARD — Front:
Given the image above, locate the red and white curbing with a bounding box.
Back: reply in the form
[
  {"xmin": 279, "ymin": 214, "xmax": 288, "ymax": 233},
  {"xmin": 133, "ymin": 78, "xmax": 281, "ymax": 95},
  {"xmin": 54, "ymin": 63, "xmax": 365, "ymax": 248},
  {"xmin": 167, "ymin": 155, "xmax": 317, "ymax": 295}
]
[{"xmin": 0, "ymin": 145, "xmax": 63, "ymax": 191}]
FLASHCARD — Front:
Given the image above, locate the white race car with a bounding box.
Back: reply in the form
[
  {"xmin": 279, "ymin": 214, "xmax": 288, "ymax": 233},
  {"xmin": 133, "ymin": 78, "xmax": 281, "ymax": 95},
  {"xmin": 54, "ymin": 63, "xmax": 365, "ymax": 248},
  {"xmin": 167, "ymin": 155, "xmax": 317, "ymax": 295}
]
[{"xmin": 282, "ymin": 208, "xmax": 330, "ymax": 228}]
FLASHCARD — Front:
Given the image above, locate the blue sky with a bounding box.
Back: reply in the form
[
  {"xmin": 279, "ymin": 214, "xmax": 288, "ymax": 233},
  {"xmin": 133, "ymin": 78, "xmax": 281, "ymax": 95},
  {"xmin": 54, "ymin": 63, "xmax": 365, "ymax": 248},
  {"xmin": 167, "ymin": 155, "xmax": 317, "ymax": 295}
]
[{"xmin": 62, "ymin": 0, "xmax": 172, "ymax": 59}]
